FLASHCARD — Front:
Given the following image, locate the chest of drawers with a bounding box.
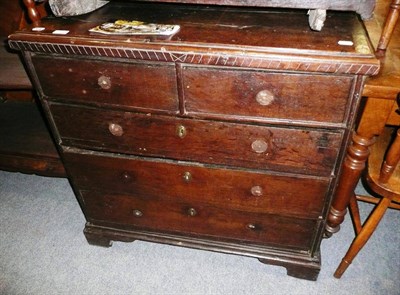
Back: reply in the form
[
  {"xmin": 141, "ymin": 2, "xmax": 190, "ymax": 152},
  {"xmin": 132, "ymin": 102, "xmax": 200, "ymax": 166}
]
[{"xmin": 9, "ymin": 2, "xmax": 379, "ymax": 280}]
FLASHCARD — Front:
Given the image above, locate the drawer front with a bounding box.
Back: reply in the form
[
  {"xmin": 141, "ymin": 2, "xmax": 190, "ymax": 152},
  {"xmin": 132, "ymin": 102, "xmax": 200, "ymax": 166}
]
[
  {"xmin": 50, "ymin": 103, "xmax": 343, "ymax": 176},
  {"xmin": 32, "ymin": 54, "xmax": 178, "ymax": 113},
  {"xmin": 80, "ymin": 190, "xmax": 318, "ymax": 250},
  {"xmin": 63, "ymin": 151, "xmax": 330, "ymax": 219},
  {"xmin": 182, "ymin": 66, "xmax": 353, "ymax": 123}
]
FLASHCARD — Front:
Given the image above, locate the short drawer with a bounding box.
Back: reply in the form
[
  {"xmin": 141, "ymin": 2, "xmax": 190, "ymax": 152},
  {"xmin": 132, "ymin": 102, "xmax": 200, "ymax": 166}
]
[
  {"xmin": 51, "ymin": 103, "xmax": 343, "ymax": 176},
  {"xmin": 32, "ymin": 54, "xmax": 178, "ymax": 113},
  {"xmin": 80, "ymin": 190, "xmax": 318, "ymax": 250},
  {"xmin": 63, "ymin": 151, "xmax": 331, "ymax": 219},
  {"xmin": 182, "ymin": 66, "xmax": 354, "ymax": 124}
]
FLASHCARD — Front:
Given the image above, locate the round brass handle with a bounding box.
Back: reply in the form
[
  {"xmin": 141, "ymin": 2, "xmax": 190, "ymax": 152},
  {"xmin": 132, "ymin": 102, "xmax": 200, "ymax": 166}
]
[
  {"xmin": 108, "ymin": 123, "xmax": 124, "ymax": 137},
  {"xmin": 121, "ymin": 171, "xmax": 132, "ymax": 182},
  {"xmin": 251, "ymin": 139, "xmax": 268, "ymax": 154},
  {"xmin": 182, "ymin": 171, "xmax": 192, "ymax": 182},
  {"xmin": 187, "ymin": 207, "xmax": 197, "ymax": 216},
  {"xmin": 98, "ymin": 75, "xmax": 111, "ymax": 90},
  {"xmin": 176, "ymin": 124, "xmax": 187, "ymax": 139},
  {"xmin": 132, "ymin": 209, "xmax": 143, "ymax": 217},
  {"xmin": 255, "ymin": 89, "xmax": 275, "ymax": 106},
  {"xmin": 247, "ymin": 223, "xmax": 256, "ymax": 230},
  {"xmin": 251, "ymin": 186, "xmax": 263, "ymax": 197}
]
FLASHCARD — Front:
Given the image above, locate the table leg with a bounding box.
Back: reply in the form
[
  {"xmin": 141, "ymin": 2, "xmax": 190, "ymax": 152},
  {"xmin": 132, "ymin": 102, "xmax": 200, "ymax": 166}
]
[
  {"xmin": 325, "ymin": 133, "xmax": 375, "ymax": 237},
  {"xmin": 324, "ymin": 97, "xmax": 396, "ymax": 237}
]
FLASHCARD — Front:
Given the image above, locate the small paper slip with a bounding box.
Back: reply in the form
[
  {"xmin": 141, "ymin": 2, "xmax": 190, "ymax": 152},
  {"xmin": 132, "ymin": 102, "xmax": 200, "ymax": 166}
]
[{"xmin": 89, "ymin": 20, "xmax": 180, "ymax": 36}]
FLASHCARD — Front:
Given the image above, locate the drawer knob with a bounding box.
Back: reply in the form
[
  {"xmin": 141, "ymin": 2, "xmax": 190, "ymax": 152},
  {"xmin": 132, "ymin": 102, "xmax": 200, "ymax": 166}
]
[
  {"xmin": 132, "ymin": 209, "xmax": 143, "ymax": 217},
  {"xmin": 98, "ymin": 75, "xmax": 111, "ymax": 90},
  {"xmin": 247, "ymin": 223, "xmax": 257, "ymax": 230},
  {"xmin": 255, "ymin": 90, "xmax": 275, "ymax": 106},
  {"xmin": 108, "ymin": 123, "xmax": 124, "ymax": 137},
  {"xmin": 182, "ymin": 171, "xmax": 192, "ymax": 182},
  {"xmin": 251, "ymin": 139, "xmax": 268, "ymax": 154},
  {"xmin": 251, "ymin": 186, "xmax": 263, "ymax": 197},
  {"xmin": 121, "ymin": 171, "xmax": 132, "ymax": 182},
  {"xmin": 176, "ymin": 124, "xmax": 187, "ymax": 139},
  {"xmin": 187, "ymin": 207, "xmax": 197, "ymax": 217}
]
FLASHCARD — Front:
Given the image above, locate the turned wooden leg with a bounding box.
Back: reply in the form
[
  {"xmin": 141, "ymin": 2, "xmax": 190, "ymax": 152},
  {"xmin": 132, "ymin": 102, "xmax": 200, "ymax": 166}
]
[
  {"xmin": 376, "ymin": 0, "xmax": 400, "ymax": 55},
  {"xmin": 23, "ymin": 0, "xmax": 42, "ymax": 26},
  {"xmin": 325, "ymin": 133, "xmax": 375, "ymax": 237},
  {"xmin": 379, "ymin": 128, "xmax": 400, "ymax": 183},
  {"xmin": 348, "ymin": 192, "xmax": 362, "ymax": 235},
  {"xmin": 334, "ymin": 197, "xmax": 392, "ymax": 278},
  {"xmin": 325, "ymin": 96, "xmax": 395, "ymax": 238}
]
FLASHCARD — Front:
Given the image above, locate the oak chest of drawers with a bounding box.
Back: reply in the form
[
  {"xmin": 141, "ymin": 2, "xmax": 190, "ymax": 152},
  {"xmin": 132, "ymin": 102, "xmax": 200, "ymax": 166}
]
[{"xmin": 9, "ymin": 2, "xmax": 379, "ymax": 280}]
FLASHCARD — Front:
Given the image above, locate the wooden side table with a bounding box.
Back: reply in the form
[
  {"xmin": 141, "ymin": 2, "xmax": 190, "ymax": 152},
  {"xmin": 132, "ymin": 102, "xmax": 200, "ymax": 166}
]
[{"xmin": 325, "ymin": 0, "xmax": 400, "ymax": 236}]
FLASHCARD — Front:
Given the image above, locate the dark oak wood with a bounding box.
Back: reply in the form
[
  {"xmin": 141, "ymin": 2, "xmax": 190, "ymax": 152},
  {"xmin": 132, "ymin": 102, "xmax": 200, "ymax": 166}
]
[
  {"xmin": 10, "ymin": 3, "xmax": 378, "ymax": 62},
  {"xmin": 62, "ymin": 150, "xmax": 330, "ymax": 219},
  {"xmin": 10, "ymin": 1, "xmax": 379, "ymax": 281},
  {"xmin": 49, "ymin": 103, "xmax": 342, "ymax": 176},
  {"xmin": 83, "ymin": 226, "xmax": 114, "ymax": 248},
  {"xmin": 83, "ymin": 222, "xmax": 321, "ymax": 276},
  {"xmin": 258, "ymin": 257, "xmax": 320, "ymax": 281},
  {"xmin": 81, "ymin": 189, "xmax": 318, "ymax": 249},
  {"xmin": 182, "ymin": 65, "xmax": 354, "ymax": 124},
  {"xmin": 33, "ymin": 55, "xmax": 179, "ymax": 113}
]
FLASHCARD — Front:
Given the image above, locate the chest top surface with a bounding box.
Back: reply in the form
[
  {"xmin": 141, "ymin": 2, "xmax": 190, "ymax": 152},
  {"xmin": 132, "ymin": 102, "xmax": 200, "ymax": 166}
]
[{"xmin": 9, "ymin": 2, "xmax": 379, "ymax": 76}]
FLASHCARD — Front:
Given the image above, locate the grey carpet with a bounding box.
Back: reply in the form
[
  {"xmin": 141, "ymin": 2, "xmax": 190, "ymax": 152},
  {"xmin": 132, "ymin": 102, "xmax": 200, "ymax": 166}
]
[{"xmin": 0, "ymin": 170, "xmax": 399, "ymax": 295}]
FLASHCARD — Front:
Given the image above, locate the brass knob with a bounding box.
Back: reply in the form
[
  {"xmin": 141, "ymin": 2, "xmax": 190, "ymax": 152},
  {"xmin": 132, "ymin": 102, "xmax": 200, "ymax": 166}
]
[
  {"xmin": 132, "ymin": 209, "xmax": 143, "ymax": 217},
  {"xmin": 247, "ymin": 223, "xmax": 256, "ymax": 230},
  {"xmin": 187, "ymin": 207, "xmax": 197, "ymax": 216},
  {"xmin": 176, "ymin": 124, "xmax": 187, "ymax": 138},
  {"xmin": 251, "ymin": 139, "xmax": 268, "ymax": 154},
  {"xmin": 108, "ymin": 123, "xmax": 123, "ymax": 137},
  {"xmin": 182, "ymin": 171, "xmax": 192, "ymax": 182},
  {"xmin": 251, "ymin": 186, "xmax": 263, "ymax": 197},
  {"xmin": 121, "ymin": 171, "xmax": 131, "ymax": 182},
  {"xmin": 98, "ymin": 75, "xmax": 111, "ymax": 90},
  {"xmin": 255, "ymin": 90, "xmax": 275, "ymax": 106}
]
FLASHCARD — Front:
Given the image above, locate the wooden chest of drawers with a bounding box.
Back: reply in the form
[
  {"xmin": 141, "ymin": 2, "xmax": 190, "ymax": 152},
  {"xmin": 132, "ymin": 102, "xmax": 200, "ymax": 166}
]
[{"xmin": 9, "ymin": 2, "xmax": 379, "ymax": 280}]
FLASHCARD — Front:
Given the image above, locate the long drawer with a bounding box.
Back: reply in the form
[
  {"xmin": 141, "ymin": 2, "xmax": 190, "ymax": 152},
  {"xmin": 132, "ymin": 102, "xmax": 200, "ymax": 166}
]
[
  {"xmin": 63, "ymin": 151, "xmax": 330, "ymax": 219},
  {"xmin": 50, "ymin": 103, "xmax": 343, "ymax": 176},
  {"xmin": 80, "ymin": 189, "xmax": 318, "ymax": 250},
  {"xmin": 182, "ymin": 65, "xmax": 354, "ymax": 124},
  {"xmin": 32, "ymin": 54, "xmax": 179, "ymax": 113}
]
